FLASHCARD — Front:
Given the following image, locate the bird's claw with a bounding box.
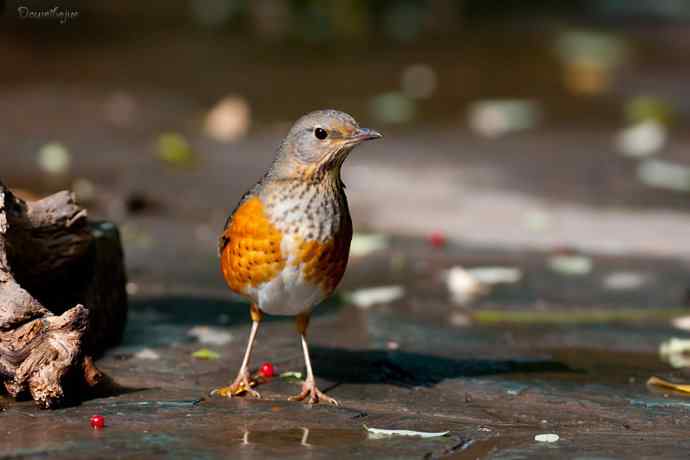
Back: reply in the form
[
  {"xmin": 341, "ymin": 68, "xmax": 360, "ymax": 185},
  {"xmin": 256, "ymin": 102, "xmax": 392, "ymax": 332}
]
[
  {"xmin": 211, "ymin": 370, "xmax": 261, "ymax": 399},
  {"xmin": 289, "ymin": 380, "xmax": 338, "ymax": 405}
]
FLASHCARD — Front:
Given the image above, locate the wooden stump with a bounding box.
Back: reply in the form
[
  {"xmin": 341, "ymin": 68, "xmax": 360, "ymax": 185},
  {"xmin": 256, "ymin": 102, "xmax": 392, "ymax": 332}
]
[{"xmin": 0, "ymin": 182, "xmax": 127, "ymax": 408}]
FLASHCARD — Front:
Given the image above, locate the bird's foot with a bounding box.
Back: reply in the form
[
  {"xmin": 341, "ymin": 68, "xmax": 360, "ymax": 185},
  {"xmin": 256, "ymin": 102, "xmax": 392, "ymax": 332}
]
[
  {"xmin": 289, "ymin": 379, "xmax": 338, "ymax": 405},
  {"xmin": 211, "ymin": 368, "xmax": 260, "ymax": 398}
]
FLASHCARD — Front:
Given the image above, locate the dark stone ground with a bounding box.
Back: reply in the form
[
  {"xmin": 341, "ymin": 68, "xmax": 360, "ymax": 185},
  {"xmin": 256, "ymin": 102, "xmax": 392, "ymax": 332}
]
[
  {"xmin": 3, "ymin": 10, "xmax": 690, "ymax": 459},
  {"xmin": 3, "ymin": 231, "xmax": 690, "ymax": 459}
]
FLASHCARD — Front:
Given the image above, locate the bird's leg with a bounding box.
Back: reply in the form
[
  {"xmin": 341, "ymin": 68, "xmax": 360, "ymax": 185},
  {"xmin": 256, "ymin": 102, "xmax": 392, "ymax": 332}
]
[
  {"xmin": 289, "ymin": 313, "xmax": 339, "ymax": 405},
  {"xmin": 212, "ymin": 304, "xmax": 262, "ymax": 398}
]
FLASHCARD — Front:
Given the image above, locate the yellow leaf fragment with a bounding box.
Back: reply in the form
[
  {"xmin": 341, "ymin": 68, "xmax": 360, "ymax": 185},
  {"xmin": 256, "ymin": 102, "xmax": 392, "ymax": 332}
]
[{"xmin": 647, "ymin": 376, "xmax": 690, "ymax": 394}]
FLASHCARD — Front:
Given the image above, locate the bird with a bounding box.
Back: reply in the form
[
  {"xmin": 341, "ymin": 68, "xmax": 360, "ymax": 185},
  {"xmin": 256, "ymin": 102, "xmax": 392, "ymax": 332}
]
[{"xmin": 215, "ymin": 110, "xmax": 382, "ymax": 404}]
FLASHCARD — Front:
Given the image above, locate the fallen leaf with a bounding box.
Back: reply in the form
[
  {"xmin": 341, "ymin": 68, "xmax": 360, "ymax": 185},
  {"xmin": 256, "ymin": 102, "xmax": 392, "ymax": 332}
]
[
  {"xmin": 350, "ymin": 233, "xmax": 389, "ymax": 257},
  {"xmin": 187, "ymin": 326, "xmax": 233, "ymax": 346},
  {"xmin": 659, "ymin": 337, "xmax": 690, "ymax": 368},
  {"xmin": 468, "ymin": 99, "xmax": 541, "ymax": 138},
  {"xmin": 192, "ymin": 348, "xmax": 220, "ymax": 360},
  {"xmin": 279, "ymin": 371, "xmax": 303, "ymax": 382},
  {"xmin": 534, "ymin": 433, "xmax": 560, "ymax": 443},
  {"xmin": 363, "ymin": 425, "xmax": 449, "ymax": 438},
  {"xmin": 548, "ymin": 254, "xmax": 593, "ymax": 276},
  {"xmin": 156, "ymin": 133, "xmax": 196, "ymax": 168},
  {"xmin": 204, "ymin": 95, "xmax": 251, "ymax": 142},
  {"xmin": 134, "ymin": 348, "xmax": 160, "ymax": 360},
  {"xmin": 671, "ymin": 316, "xmax": 690, "ymax": 331},
  {"xmin": 445, "ymin": 267, "xmax": 488, "ymax": 305},
  {"xmin": 638, "ymin": 159, "xmax": 690, "ymax": 192},
  {"xmin": 555, "ymin": 30, "xmax": 627, "ymax": 95},
  {"xmin": 348, "ymin": 286, "xmax": 404, "ymax": 309},
  {"xmin": 467, "ymin": 267, "xmax": 522, "ymax": 285},
  {"xmin": 126, "ymin": 282, "xmax": 139, "ymax": 295},
  {"xmin": 616, "ymin": 121, "xmax": 666, "ymax": 158},
  {"xmin": 647, "ymin": 376, "xmax": 690, "ymax": 394},
  {"xmin": 603, "ymin": 271, "xmax": 648, "ymax": 290},
  {"xmin": 37, "ymin": 142, "xmax": 71, "ymax": 175},
  {"xmin": 626, "ymin": 95, "xmax": 674, "ymax": 125}
]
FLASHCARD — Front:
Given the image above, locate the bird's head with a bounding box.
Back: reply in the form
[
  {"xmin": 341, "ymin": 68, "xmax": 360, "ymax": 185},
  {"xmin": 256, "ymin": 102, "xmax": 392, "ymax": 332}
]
[{"xmin": 271, "ymin": 110, "xmax": 382, "ymax": 182}]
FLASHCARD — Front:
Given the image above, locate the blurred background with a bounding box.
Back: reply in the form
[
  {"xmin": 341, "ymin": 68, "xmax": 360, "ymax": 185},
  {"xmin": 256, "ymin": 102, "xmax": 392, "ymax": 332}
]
[{"xmin": 1, "ymin": 0, "xmax": 690, "ymax": 293}]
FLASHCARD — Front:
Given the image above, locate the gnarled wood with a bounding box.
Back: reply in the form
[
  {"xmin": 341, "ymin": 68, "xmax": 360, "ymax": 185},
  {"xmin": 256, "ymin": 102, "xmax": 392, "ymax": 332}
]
[{"xmin": 0, "ymin": 181, "xmax": 127, "ymax": 408}]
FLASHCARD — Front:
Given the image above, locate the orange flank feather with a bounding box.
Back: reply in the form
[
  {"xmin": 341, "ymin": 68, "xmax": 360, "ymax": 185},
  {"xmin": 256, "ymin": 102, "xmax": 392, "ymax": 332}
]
[
  {"xmin": 220, "ymin": 196, "xmax": 285, "ymax": 294},
  {"xmin": 295, "ymin": 231, "xmax": 351, "ymax": 295}
]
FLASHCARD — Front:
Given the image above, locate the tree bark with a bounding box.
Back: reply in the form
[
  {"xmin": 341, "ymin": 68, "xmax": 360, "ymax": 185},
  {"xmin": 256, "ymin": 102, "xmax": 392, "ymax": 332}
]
[{"xmin": 0, "ymin": 182, "xmax": 127, "ymax": 408}]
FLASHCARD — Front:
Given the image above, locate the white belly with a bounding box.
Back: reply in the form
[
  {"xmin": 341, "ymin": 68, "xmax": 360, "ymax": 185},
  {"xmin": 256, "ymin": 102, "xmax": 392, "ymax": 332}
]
[
  {"xmin": 244, "ymin": 234, "xmax": 327, "ymax": 316},
  {"xmin": 254, "ymin": 265, "xmax": 326, "ymax": 316}
]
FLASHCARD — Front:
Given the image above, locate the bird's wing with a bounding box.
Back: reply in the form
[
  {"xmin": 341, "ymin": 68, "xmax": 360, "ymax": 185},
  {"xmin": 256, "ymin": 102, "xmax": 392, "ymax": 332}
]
[{"xmin": 218, "ymin": 184, "xmax": 260, "ymax": 256}]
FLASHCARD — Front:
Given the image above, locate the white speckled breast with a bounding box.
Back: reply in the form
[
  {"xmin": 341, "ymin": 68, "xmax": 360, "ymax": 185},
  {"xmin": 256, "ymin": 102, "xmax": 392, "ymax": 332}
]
[{"xmin": 245, "ymin": 180, "xmax": 350, "ymax": 316}]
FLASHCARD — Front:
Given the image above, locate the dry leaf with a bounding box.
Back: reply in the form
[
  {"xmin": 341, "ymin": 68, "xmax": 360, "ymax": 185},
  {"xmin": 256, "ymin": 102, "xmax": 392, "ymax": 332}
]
[
  {"xmin": 191, "ymin": 348, "xmax": 220, "ymax": 360},
  {"xmin": 647, "ymin": 376, "xmax": 690, "ymax": 394}
]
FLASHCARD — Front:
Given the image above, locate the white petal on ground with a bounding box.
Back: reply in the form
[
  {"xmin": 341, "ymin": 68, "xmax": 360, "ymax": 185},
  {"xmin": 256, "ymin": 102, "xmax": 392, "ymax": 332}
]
[
  {"xmin": 602, "ymin": 271, "xmax": 648, "ymax": 290},
  {"xmin": 204, "ymin": 96, "xmax": 251, "ymax": 142},
  {"xmin": 350, "ymin": 233, "xmax": 389, "ymax": 257},
  {"xmin": 467, "ymin": 267, "xmax": 523, "ymax": 285},
  {"xmin": 548, "ymin": 255, "xmax": 593, "ymax": 276},
  {"xmin": 187, "ymin": 326, "xmax": 233, "ymax": 345},
  {"xmin": 671, "ymin": 316, "xmax": 690, "ymax": 331},
  {"xmin": 134, "ymin": 348, "xmax": 161, "ymax": 360},
  {"xmin": 364, "ymin": 425, "xmax": 449, "ymax": 438},
  {"xmin": 534, "ymin": 433, "xmax": 560, "ymax": 443},
  {"xmin": 444, "ymin": 266, "xmax": 488, "ymax": 305},
  {"xmin": 638, "ymin": 159, "xmax": 690, "ymax": 192},
  {"xmin": 349, "ymin": 286, "xmax": 404, "ymax": 309},
  {"xmin": 616, "ymin": 121, "xmax": 666, "ymax": 158},
  {"xmin": 125, "ymin": 282, "xmax": 139, "ymax": 295},
  {"xmin": 468, "ymin": 99, "xmax": 541, "ymax": 138},
  {"xmin": 659, "ymin": 337, "xmax": 690, "ymax": 368},
  {"xmin": 37, "ymin": 143, "xmax": 71, "ymax": 175}
]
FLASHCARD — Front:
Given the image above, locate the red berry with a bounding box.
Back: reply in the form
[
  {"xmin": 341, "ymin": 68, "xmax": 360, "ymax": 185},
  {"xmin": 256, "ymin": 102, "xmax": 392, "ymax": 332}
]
[
  {"xmin": 428, "ymin": 231, "xmax": 446, "ymax": 248},
  {"xmin": 90, "ymin": 415, "xmax": 105, "ymax": 429},
  {"xmin": 259, "ymin": 362, "xmax": 275, "ymax": 378}
]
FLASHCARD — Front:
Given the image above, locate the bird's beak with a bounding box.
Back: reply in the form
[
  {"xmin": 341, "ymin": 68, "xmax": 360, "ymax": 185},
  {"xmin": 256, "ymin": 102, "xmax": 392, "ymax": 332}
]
[{"xmin": 348, "ymin": 128, "xmax": 383, "ymax": 144}]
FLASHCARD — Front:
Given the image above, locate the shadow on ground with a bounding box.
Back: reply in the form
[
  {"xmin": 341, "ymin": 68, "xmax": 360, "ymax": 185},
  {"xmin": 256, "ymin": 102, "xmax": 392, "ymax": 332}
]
[
  {"xmin": 310, "ymin": 346, "xmax": 575, "ymax": 388},
  {"xmin": 122, "ymin": 295, "xmax": 343, "ymax": 349}
]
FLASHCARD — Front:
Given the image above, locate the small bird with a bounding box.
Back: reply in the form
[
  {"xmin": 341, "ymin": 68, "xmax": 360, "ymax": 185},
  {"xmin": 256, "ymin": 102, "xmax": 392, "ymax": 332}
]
[{"xmin": 216, "ymin": 110, "xmax": 382, "ymax": 404}]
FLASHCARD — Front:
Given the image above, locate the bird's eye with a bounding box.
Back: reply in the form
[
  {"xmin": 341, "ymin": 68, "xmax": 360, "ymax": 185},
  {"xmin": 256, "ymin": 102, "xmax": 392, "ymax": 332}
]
[{"xmin": 314, "ymin": 127, "xmax": 328, "ymax": 140}]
